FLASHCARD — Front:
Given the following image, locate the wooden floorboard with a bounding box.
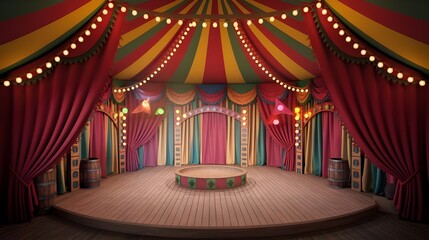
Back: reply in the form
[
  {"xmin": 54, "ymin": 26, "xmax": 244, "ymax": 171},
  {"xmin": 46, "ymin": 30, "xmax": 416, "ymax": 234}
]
[{"xmin": 50, "ymin": 166, "xmax": 380, "ymax": 238}]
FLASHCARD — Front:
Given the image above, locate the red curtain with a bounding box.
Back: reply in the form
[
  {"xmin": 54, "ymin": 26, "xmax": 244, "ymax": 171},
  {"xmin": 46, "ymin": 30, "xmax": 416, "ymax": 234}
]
[
  {"xmin": 202, "ymin": 112, "xmax": 227, "ymax": 164},
  {"xmin": 265, "ymin": 134, "xmax": 283, "ymax": 167},
  {"xmin": 142, "ymin": 132, "xmax": 159, "ymax": 167},
  {"xmin": 0, "ymin": 7, "xmax": 124, "ymax": 223},
  {"xmin": 321, "ymin": 112, "xmax": 342, "ymax": 177},
  {"xmin": 125, "ymin": 89, "xmax": 166, "ymax": 171},
  {"xmin": 306, "ymin": 8, "xmax": 428, "ymax": 221},
  {"xmin": 257, "ymin": 84, "xmax": 296, "ymax": 170},
  {"xmin": 89, "ymin": 112, "xmax": 107, "ymax": 177}
]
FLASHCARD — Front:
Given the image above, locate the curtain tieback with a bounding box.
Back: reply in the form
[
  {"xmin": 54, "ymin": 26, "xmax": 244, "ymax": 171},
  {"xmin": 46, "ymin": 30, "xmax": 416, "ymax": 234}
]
[
  {"xmin": 9, "ymin": 166, "xmax": 32, "ymax": 188},
  {"xmin": 399, "ymin": 167, "xmax": 421, "ymax": 186}
]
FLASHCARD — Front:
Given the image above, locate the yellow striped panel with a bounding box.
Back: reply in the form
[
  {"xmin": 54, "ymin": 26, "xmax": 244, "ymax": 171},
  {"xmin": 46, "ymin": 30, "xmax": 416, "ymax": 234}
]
[
  {"xmin": 232, "ymin": 0, "xmax": 251, "ymax": 14},
  {"xmin": 119, "ymin": 19, "xmax": 158, "ymax": 47},
  {"xmin": 217, "ymin": 0, "xmax": 224, "ymax": 15},
  {"xmin": 206, "ymin": 0, "xmax": 213, "ymax": 14},
  {"xmin": 196, "ymin": 0, "xmax": 206, "ymax": 15},
  {"xmin": 155, "ymin": 0, "xmax": 183, "ymax": 12},
  {"xmin": 271, "ymin": 19, "xmax": 310, "ymax": 47},
  {"xmin": 184, "ymin": 27, "xmax": 210, "ymax": 83},
  {"xmin": 246, "ymin": 0, "xmax": 275, "ymax": 12},
  {"xmin": 223, "ymin": 0, "xmax": 233, "ymax": 15},
  {"xmin": 180, "ymin": 0, "xmax": 198, "ymax": 14},
  {"xmin": 326, "ymin": 0, "xmax": 429, "ymax": 71},
  {"xmin": 0, "ymin": 0, "xmax": 104, "ymax": 71},
  {"xmin": 220, "ymin": 26, "xmax": 245, "ymax": 83},
  {"xmin": 248, "ymin": 24, "xmax": 315, "ymax": 80},
  {"xmin": 115, "ymin": 24, "xmax": 181, "ymax": 80}
]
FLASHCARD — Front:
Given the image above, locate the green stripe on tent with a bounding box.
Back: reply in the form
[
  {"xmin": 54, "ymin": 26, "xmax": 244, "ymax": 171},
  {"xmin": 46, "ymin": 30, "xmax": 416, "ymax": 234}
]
[
  {"xmin": 366, "ymin": 0, "xmax": 429, "ymax": 21},
  {"xmin": 227, "ymin": 26, "xmax": 260, "ymax": 83},
  {"xmin": 0, "ymin": 4, "xmax": 101, "ymax": 76},
  {"xmin": 169, "ymin": 25, "xmax": 203, "ymax": 83},
  {"xmin": 0, "ymin": 0, "xmax": 63, "ymax": 21},
  {"xmin": 327, "ymin": 3, "xmax": 429, "ymax": 76},
  {"xmin": 264, "ymin": 22, "xmax": 316, "ymax": 62},
  {"xmin": 114, "ymin": 21, "xmax": 168, "ymax": 62}
]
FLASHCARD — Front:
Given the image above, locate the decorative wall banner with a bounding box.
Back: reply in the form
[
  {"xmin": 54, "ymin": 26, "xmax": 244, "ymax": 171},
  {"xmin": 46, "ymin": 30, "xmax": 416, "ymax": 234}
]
[
  {"xmin": 302, "ymin": 102, "xmax": 335, "ymax": 126},
  {"xmin": 351, "ymin": 146, "xmax": 362, "ymax": 191}
]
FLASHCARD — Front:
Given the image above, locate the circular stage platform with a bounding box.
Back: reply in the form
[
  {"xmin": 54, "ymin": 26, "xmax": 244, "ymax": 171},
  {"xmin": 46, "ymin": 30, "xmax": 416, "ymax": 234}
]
[
  {"xmin": 52, "ymin": 166, "xmax": 377, "ymax": 238},
  {"xmin": 175, "ymin": 165, "xmax": 247, "ymax": 190}
]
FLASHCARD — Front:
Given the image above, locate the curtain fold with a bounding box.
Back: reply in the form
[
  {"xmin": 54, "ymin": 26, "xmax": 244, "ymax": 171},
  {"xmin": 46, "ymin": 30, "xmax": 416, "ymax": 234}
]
[
  {"xmin": 125, "ymin": 94, "xmax": 166, "ymax": 171},
  {"xmin": 306, "ymin": 8, "xmax": 428, "ymax": 221},
  {"xmin": 257, "ymin": 85, "xmax": 296, "ymax": 170},
  {"xmin": 0, "ymin": 6, "xmax": 124, "ymax": 223},
  {"xmin": 202, "ymin": 112, "xmax": 227, "ymax": 164}
]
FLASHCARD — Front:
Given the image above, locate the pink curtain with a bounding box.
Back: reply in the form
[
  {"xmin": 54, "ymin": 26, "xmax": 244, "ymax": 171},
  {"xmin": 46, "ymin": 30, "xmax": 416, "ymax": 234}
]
[
  {"xmin": 258, "ymin": 84, "xmax": 296, "ymax": 170},
  {"xmin": 321, "ymin": 112, "xmax": 342, "ymax": 177},
  {"xmin": 306, "ymin": 8, "xmax": 428, "ymax": 221},
  {"xmin": 202, "ymin": 112, "xmax": 227, "ymax": 164},
  {"xmin": 265, "ymin": 133, "xmax": 283, "ymax": 167},
  {"xmin": 0, "ymin": 7, "xmax": 124, "ymax": 223},
  {"xmin": 89, "ymin": 112, "xmax": 107, "ymax": 177},
  {"xmin": 142, "ymin": 132, "xmax": 158, "ymax": 167},
  {"xmin": 125, "ymin": 91, "xmax": 165, "ymax": 171}
]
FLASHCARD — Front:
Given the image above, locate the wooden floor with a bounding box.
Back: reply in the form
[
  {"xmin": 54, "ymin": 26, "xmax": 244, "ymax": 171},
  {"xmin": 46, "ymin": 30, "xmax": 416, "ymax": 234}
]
[{"xmin": 52, "ymin": 166, "xmax": 377, "ymax": 238}]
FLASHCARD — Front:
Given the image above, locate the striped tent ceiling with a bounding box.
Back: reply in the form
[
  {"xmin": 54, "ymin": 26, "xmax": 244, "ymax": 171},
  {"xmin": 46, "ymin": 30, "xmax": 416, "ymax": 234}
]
[{"xmin": 1, "ymin": 0, "xmax": 428, "ymax": 87}]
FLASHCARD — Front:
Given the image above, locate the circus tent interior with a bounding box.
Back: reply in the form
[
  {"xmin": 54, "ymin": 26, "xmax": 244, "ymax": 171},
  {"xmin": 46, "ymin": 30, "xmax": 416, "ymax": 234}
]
[{"xmin": 0, "ymin": 0, "xmax": 428, "ymax": 238}]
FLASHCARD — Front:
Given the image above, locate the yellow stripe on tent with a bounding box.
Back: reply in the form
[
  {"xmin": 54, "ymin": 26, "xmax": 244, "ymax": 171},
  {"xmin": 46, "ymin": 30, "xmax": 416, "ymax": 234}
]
[
  {"xmin": 115, "ymin": 24, "xmax": 181, "ymax": 80},
  {"xmin": 0, "ymin": 0, "xmax": 104, "ymax": 71},
  {"xmin": 220, "ymin": 26, "xmax": 245, "ymax": 83},
  {"xmin": 185, "ymin": 26, "xmax": 210, "ymax": 83},
  {"xmin": 248, "ymin": 24, "xmax": 315, "ymax": 80},
  {"xmin": 246, "ymin": 0, "xmax": 275, "ymax": 13},
  {"xmin": 119, "ymin": 19, "xmax": 158, "ymax": 47},
  {"xmin": 326, "ymin": 0, "xmax": 429, "ymax": 71}
]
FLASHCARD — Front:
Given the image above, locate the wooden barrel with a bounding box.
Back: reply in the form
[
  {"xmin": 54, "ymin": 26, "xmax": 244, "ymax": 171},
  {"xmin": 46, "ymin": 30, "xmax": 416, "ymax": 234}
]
[
  {"xmin": 328, "ymin": 158, "xmax": 349, "ymax": 188},
  {"xmin": 80, "ymin": 158, "xmax": 101, "ymax": 188},
  {"xmin": 35, "ymin": 168, "xmax": 56, "ymax": 215}
]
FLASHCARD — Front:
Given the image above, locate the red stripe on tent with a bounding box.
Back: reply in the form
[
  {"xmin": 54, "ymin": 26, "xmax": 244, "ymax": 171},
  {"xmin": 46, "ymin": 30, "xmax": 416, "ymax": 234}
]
[
  {"xmin": 203, "ymin": 27, "xmax": 227, "ymax": 84},
  {"xmin": 136, "ymin": 25, "xmax": 196, "ymax": 84},
  {"xmin": 112, "ymin": 24, "xmax": 175, "ymax": 76},
  {"xmin": 254, "ymin": 23, "xmax": 319, "ymax": 76},
  {"xmin": 242, "ymin": 25, "xmax": 300, "ymax": 81},
  {"xmin": 0, "ymin": 0, "xmax": 92, "ymax": 44},
  {"xmin": 333, "ymin": 0, "xmax": 429, "ymax": 44}
]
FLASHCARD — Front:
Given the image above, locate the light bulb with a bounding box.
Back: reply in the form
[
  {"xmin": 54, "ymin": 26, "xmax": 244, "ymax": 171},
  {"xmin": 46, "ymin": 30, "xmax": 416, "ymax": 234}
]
[
  {"xmin": 292, "ymin": 10, "xmax": 298, "ymax": 16},
  {"xmin": 407, "ymin": 77, "xmax": 414, "ymax": 83},
  {"xmin": 281, "ymin": 13, "xmax": 287, "ymax": 19},
  {"xmin": 132, "ymin": 10, "xmax": 137, "ymax": 16},
  {"xmin": 3, "ymin": 81, "xmax": 10, "ymax": 86},
  {"xmin": 419, "ymin": 80, "xmax": 426, "ymax": 86},
  {"xmin": 270, "ymin": 16, "xmax": 275, "ymax": 22},
  {"xmin": 16, "ymin": 77, "xmax": 22, "ymax": 83}
]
